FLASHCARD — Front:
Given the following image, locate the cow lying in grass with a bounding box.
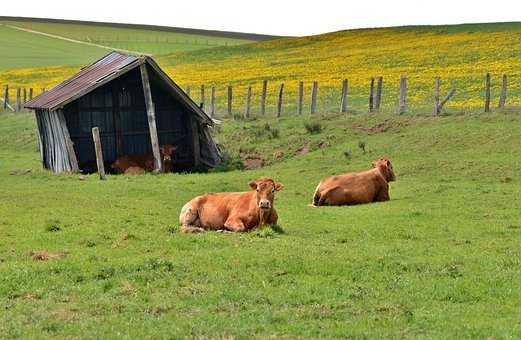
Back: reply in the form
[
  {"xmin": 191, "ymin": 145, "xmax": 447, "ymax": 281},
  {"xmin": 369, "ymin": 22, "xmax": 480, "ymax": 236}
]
[
  {"xmin": 312, "ymin": 158, "xmax": 395, "ymax": 206},
  {"xmin": 179, "ymin": 177, "xmax": 284, "ymax": 233},
  {"xmin": 111, "ymin": 144, "xmax": 177, "ymax": 174}
]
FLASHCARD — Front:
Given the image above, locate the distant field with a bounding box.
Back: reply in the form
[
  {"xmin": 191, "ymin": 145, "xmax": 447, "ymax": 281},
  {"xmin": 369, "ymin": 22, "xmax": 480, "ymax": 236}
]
[
  {"xmin": 0, "ymin": 19, "xmax": 253, "ymax": 57},
  {"xmin": 0, "ymin": 25, "xmax": 105, "ymax": 70}
]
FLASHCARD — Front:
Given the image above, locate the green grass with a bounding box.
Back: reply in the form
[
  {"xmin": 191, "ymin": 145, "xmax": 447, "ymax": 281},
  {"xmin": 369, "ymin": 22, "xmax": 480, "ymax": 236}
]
[
  {"xmin": 1, "ymin": 109, "xmax": 521, "ymax": 338},
  {"xmin": 0, "ymin": 25, "xmax": 107, "ymax": 70},
  {"xmin": 0, "ymin": 20, "xmax": 253, "ymax": 58}
]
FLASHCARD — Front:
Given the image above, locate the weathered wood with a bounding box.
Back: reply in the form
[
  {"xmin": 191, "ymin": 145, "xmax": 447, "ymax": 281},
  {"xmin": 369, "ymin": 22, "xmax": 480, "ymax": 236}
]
[
  {"xmin": 210, "ymin": 86, "xmax": 216, "ymax": 117},
  {"xmin": 227, "ymin": 85, "xmax": 233, "ymax": 116},
  {"xmin": 297, "ymin": 81, "xmax": 304, "ymax": 115},
  {"xmin": 245, "ymin": 86, "xmax": 252, "ymax": 118},
  {"xmin": 434, "ymin": 77, "xmax": 441, "ymax": 116},
  {"xmin": 310, "ymin": 81, "xmax": 318, "ymax": 114},
  {"xmin": 369, "ymin": 78, "xmax": 375, "ymax": 112},
  {"xmin": 91, "ymin": 127, "xmax": 106, "ymax": 180},
  {"xmin": 3, "ymin": 85, "xmax": 7, "ymax": 110},
  {"xmin": 260, "ymin": 80, "xmax": 268, "ymax": 115},
  {"xmin": 398, "ymin": 76, "xmax": 407, "ymax": 114},
  {"xmin": 375, "ymin": 76, "xmax": 383, "ymax": 111},
  {"xmin": 139, "ymin": 63, "xmax": 162, "ymax": 173},
  {"xmin": 484, "ymin": 73, "xmax": 491, "ymax": 112},
  {"xmin": 277, "ymin": 83, "xmax": 284, "ymax": 117},
  {"xmin": 29, "ymin": 88, "xmax": 33, "ymax": 101},
  {"xmin": 190, "ymin": 117, "xmax": 201, "ymax": 166},
  {"xmin": 499, "ymin": 74, "xmax": 507, "ymax": 109},
  {"xmin": 438, "ymin": 88, "xmax": 456, "ymax": 113},
  {"xmin": 16, "ymin": 88, "xmax": 21, "ymax": 112},
  {"xmin": 60, "ymin": 110, "xmax": 79, "ymax": 173},
  {"xmin": 340, "ymin": 79, "xmax": 348, "ymax": 113},
  {"xmin": 200, "ymin": 84, "xmax": 205, "ymax": 111},
  {"xmin": 23, "ymin": 88, "xmax": 27, "ymax": 105}
]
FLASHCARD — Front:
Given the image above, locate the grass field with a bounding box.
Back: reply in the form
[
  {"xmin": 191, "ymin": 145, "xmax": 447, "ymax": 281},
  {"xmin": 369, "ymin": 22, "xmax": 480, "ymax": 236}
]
[
  {"xmin": 1, "ymin": 108, "xmax": 520, "ymax": 338},
  {"xmin": 4, "ymin": 22, "xmax": 521, "ymax": 114},
  {"xmin": 0, "ymin": 19, "xmax": 253, "ymax": 56}
]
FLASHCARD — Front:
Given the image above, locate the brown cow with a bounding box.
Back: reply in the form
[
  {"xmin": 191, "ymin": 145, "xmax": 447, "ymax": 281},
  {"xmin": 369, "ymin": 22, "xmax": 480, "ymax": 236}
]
[
  {"xmin": 179, "ymin": 177, "xmax": 284, "ymax": 233},
  {"xmin": 111, "ymin": 144, "xmax": 177, "ymax": 174},
  {"xmin": 312, "ymin": 158, "xmax": 395, "ymax": 206}
]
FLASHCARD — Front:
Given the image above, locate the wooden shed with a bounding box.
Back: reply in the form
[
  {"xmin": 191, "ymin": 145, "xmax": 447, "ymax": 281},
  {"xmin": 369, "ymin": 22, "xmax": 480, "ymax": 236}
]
[{"xmin": 24, "ymin": 51, "xmax": 221, "ymax": 174}]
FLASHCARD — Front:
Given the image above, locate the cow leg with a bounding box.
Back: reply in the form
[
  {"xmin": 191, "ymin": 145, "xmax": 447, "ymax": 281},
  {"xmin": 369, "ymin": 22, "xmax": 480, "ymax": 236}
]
[
  {"xmin": 223, "ymin": 217, "xmax": 247, "ymax": 232},
  {"xmin": 375, "ymin": 185, "xmax": 390, "ymax": 202},
  {"xmin": 179, "ymin": 202, "xmax": 205, "ymax": 233}
]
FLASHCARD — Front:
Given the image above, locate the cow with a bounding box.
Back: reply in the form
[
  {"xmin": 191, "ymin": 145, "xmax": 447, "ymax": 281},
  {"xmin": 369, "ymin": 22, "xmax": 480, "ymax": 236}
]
[
  {"xmin": 111, "ymin": 144, "xmax": 177, "ymax": 174},
  {"xmin": 179, "ymin": 177, "xmax": 284, "ymax": 233},
  {"xmin": 312, "ymin": 158, "xmax": 395, "ymax": 206}
]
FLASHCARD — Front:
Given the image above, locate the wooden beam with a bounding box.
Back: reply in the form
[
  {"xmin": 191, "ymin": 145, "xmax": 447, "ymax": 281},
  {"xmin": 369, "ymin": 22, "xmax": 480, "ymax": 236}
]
[
  {"xmin": 210, "ymin": 86, "xmax": 216, "ymax": 117},
  {"xmin": 499, "ymin": 74, "xmax": 507, "ymax": 109},
  {"xmin": 369, "ymin": 78, "xmax": 375, "ymax": 112},
  {"xmin": 434, "ymin": 77, "xmax": 441, "ymax": 116},
  {"xmin": 260, "ymin": 80, "xmax": 267, "ymax": 115},
  {"xmin": 277, "ymin": 83, "xmax": 284, "ymax": 117},
  {"xmin": 398, "ymin": 76, "xmax": 407, "ymax": 114},
  {"xmin": 59, "ymin": 110, "xmax": 79, "ymax": 173},
  {"xmin": 484, "ymin": 73, "xmax": 491, "ymax": 113},
  {"xmin": 375, "ymin": 76, "xmax": 383, "ymax": 111},
  {"xmin": 227, "ymin": 85, "xmax": 233, "ymax": 116},
  {"xmin": 297, "ymin": 81, "xmax": 304, "ymax": 115},
  {"xmin": 140, "ymin": 63, "xmax": 162, "ymax": 173},
  {"xmin": 310, "ymin": 81, "xmax": 318, "ymax": 114},
  {"xmin": 91, "ymin": 127, "xmax": 106, "ymax": 180},
  {"xmin": 340, "ymin": 79, "xmax": 348, "ymax": 113}
]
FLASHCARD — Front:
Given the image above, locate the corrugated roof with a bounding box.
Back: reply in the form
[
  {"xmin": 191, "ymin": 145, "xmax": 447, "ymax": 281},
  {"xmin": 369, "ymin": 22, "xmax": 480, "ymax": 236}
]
[
  {"xmin": 24, "ymin": 51, "xmax": 213, "ymax": 125},
  {"xmin": 24, "ymin": 52, "xmax": 141, "ymax": 111}
]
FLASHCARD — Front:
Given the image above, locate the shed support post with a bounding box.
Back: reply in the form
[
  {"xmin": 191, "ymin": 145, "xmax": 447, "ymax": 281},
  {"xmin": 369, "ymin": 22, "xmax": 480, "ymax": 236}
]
[
  {"xmin": 92, "ymin": 127, "xmax": 106, "ymax": 180},
  {"xmin": 140, "ymin": 63, "xmax": 162, "ymax": 173}
]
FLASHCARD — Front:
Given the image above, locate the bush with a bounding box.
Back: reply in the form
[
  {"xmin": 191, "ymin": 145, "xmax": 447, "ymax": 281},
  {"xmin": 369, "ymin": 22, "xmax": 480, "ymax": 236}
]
[
  {"xmin": 45, "ymin": 220, "xmax": 62, "ymax": 232},
  {"xmin": 210, "ymin": 147, "xmax": 244, "ymax": 172},
  {"xmin": 304, "ymin": 121, "xmax": 322, "ymax": 134}
]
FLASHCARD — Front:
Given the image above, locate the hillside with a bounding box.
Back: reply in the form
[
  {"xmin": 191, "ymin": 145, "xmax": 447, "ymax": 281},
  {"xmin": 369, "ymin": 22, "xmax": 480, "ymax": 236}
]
[
  {"xmin": 0, "ymin": 17, "xmax": 263, "ymax": 62},
  {"xmin": 1, "ymin": 109, "xmax": 520, "ymax": 337}
]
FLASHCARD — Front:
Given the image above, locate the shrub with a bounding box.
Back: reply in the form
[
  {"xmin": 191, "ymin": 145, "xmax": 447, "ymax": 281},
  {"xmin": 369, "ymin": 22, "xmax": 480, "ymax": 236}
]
[
  {"xmin": 358, "ymin": 141, "xmax": 366, "ymax": 153},
  {"xmin": 45, "ymin": 220, "xmax": 62, "ymax": 232},
  {"xmin": 304, "ymin": 121, "xmax": 322, "ymax": 134}
]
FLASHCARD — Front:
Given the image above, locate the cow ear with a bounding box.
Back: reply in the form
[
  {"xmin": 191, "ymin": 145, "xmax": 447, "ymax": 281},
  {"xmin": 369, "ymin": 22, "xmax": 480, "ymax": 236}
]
[
  {"xmin": 386, "ymin": 160, "xmax": 391, "ymax": 166},
  {"xmin": 274, "ymin": 182, "xmax": 284, "ymax": 191},
  {"xmin": 249, "ymin": 181, "xmax": 257, "ymax": 190}
]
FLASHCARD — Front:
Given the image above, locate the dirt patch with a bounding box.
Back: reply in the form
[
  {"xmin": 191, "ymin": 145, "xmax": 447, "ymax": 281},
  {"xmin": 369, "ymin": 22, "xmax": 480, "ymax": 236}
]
[
  {"xmin": 29, "ymin": 250, "xmax": 65, "ymax": 261},
  {"xmin": 352, "ymin": 119, "xmax": 404, "ymax": 135},
  {"xmin": 239, "ymin": 151, "xmax": 264, "ymax": 170}
]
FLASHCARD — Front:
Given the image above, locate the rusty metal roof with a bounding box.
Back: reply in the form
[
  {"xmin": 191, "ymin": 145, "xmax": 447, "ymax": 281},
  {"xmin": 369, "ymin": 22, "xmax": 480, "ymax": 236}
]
[{"xmin": 25, "ymin": 51, "xmax": 212, "ymax": 124}]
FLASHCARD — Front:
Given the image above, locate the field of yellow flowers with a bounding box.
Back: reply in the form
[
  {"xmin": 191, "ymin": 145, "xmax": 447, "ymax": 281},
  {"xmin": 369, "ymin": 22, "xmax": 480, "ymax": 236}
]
[{"xmin": 3, "ymin": 23, "xmax": 521, "ymax": 114}]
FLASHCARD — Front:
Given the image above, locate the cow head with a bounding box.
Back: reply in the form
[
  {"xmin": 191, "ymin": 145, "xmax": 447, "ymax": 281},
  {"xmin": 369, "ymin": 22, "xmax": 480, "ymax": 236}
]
[
  {"xmin": 160, "ymin": 144, "xmax": 177, "ymax": 162},
  {"xmin": 372, "ymin": 158, "xmax": 396, "ymax": 182},
  {"xmin": 249, "ymin": 177, "xmax": 284, "ymax": 210}
]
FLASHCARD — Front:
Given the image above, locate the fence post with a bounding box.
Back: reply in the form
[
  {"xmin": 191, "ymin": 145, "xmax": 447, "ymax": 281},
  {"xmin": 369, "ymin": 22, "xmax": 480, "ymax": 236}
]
[
  {"xmin": 498, "ymin": 74, "xmax": 507, "ymax": 109},
  {"xmin": 260, "ymin": 80, "xmax": 267, "ymax": 115},
  {"xmin": 29, "ymin": 88, "xmax": 33, "ymax": 101},
  {"xmin": 23, "ymin": 88, "xmax": 27, "ymax": 105},
  {"xmin": 245, "ymin": 86, "xmax": 252, "ymax": 118},
  {"xmin": 375, "ymin": 76, "xmax": 383, "ymax": 111},
  {"xmin": 398, "ymin": 76, "xmax": 407, "ymax": 114},
  {"xmin": 297, "ymin": 81, "xmax": 304, "ymax": 115},
  {"xmin": 434, "ymin": 76, "xmax": 441, "ymax": 116},
  {"xmin": 310, "ymin": 81, "xmax": 318, "ymax": 114},
  {"xmin": 340, "ymin": 79, "xmax": 348, "ymax": 113},
  {"xmin": 3, "ymin": 85, "xmax": 7, "ymax": 110},
  {"xmin": 484, "ymin": 73, "xmax": 491, "ymax": 112},
  {"xmin": 277, "ymin": 84, "xmax": 284, "ymax": 117},
  {"xmin": 227, "ymin": 85, "xmax": 233, "ymax": 116},
  {"xmin": 369, "ymin": 78, "xmax": 375, "ymax": 112},
  {"xmin": 210, "ymin": 86, "xmax": 216, "ymax": 117},
  {"xmin": 200, "ymin": 84, "xmax": 205, "ymax": 111},
  {"xmin": 91, "ymin": 127, "xmax": 106, "ymax": 180},
  {"xmin": 16, "ymin": 88, "xmax": 21, "ymax": 112}
]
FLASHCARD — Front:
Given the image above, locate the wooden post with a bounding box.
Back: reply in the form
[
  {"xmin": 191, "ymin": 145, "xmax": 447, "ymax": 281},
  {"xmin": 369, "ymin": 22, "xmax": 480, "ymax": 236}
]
[
  {"xmin": 210, "ymin": 86, "xmax": 216, "ymax": 117},
  {"xmin": 3, "ymin": 85, "xmax": 7, "ymax": 110},
  {"xmin": 227, "ymin": 85, "xmax": 233, "ymax": 116},
  {"xmin": 16, "ymin": 88, "xmax": 21, "ymax": 112},
  {"xmin": 260, "ymin": 80, "xmax": 267, "ymax": 115},
  {"xmin": 398, "ymin": 76, "xmax": 407, "ymax": 114},
  {"xmin": 139, "ymin": 63, "xmax": 162, "ymax": 173},
  {"xmin": 499, "ymin": 74, "xmax": 507, "ymax": 109},
  {"xmin": 190, "ymin": 117, "xmax": 201, "ymax": 167},
  {"xmin": 485, "ymin": 73, "xmax": 491, "ymax": 113},
  {"xmin": 245, "ymin": 86, "xmax": 252, "ymax": 118},
  {"xmin": 297, "ymin": 81, "xmax": 304, "ymax": 115},
  {"xmin": 23, "ymin": 88, "xmax": 27, "ymax": 105},
  {"xmin": 276, "ymin": 84, "xmax": 284, "ymax": 117},
  {"xmin": 29, "ymin": 88, "xmax": 33, "ymax": 101},
  {"xmin": 369, "ymin": 78, "xmax": 375, "ymax": 112},
  {"xmin": 340, "ymin": 79, "xmax": 348, "ymax": 113},
  {"xmin": 185, "ymin": 86, "xmax": 191, "ymax": 97},
  {"xmin": 375, "ymin": 77, "xmax": 383, "ymax": 111},
  {"xmin": 434, "ymin": 77, "xmax": 441, "ymax": 116},
  {"xmin": 200, "ymin": 84, "xmax": 205, "ymax": 111},
  {"xmin": 310, "ymin": 81, "xmax": 318, "ymax": 114},
  {"xmin": 91, "ymin": 127, "xmax": 106, "ymax": 180}
]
